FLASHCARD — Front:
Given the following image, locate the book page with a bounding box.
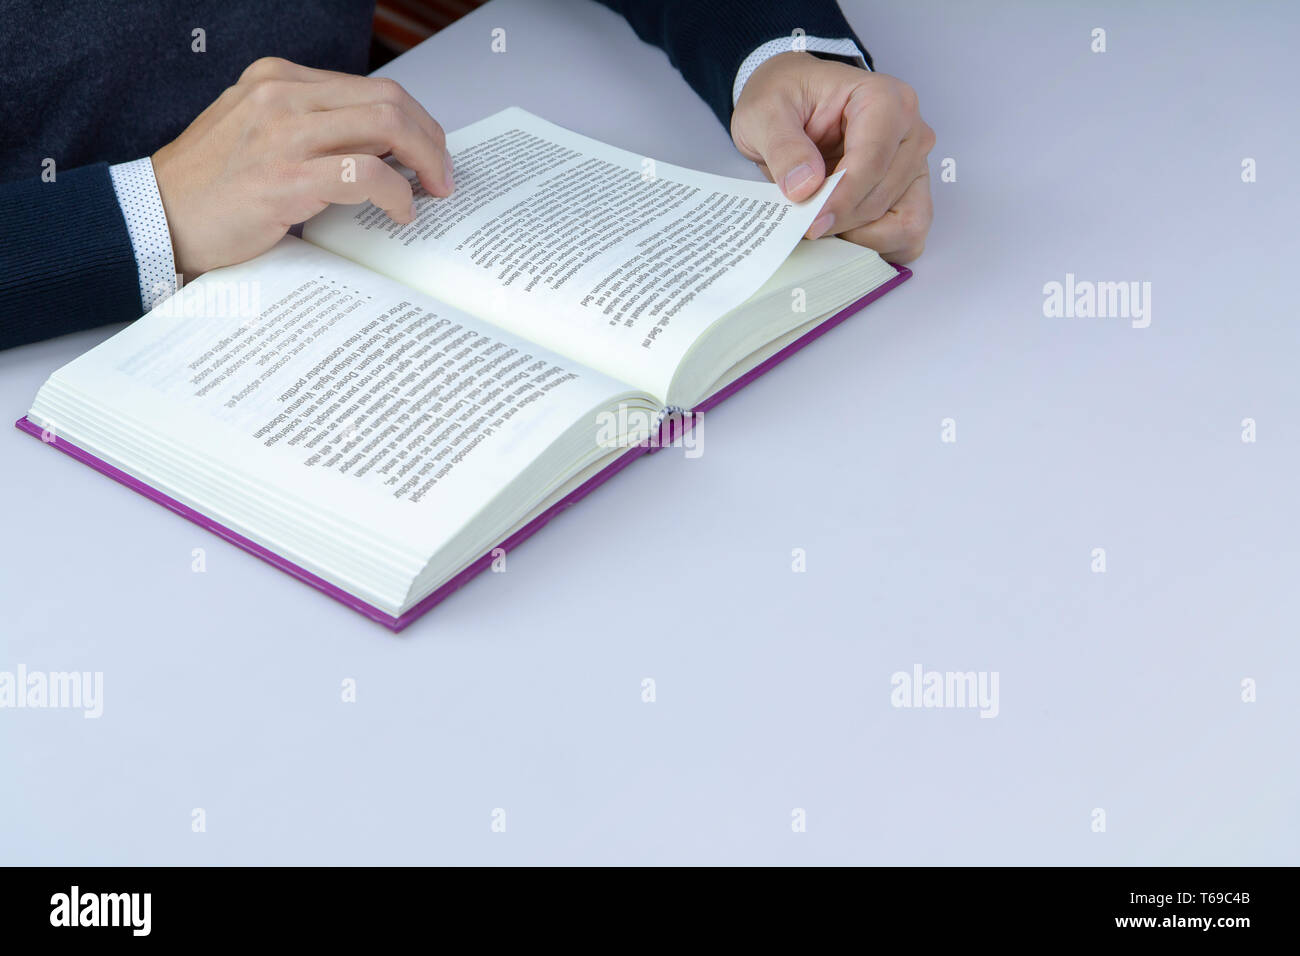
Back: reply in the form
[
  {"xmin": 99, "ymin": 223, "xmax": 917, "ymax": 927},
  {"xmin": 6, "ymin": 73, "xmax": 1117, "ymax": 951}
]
[
  {"xmin": 29, "ymin": 238, "xmax": 651, "ymax": 607},
  {"xmin": 303, "ymin": 107, "xmax": 842, "ymax": 403}
]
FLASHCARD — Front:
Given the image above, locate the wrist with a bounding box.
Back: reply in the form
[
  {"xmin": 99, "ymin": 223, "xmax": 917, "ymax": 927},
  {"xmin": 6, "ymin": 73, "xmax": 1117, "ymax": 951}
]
[{"xmin": 150, "ymin": 145, "xmax": 199, "ymax": 280}]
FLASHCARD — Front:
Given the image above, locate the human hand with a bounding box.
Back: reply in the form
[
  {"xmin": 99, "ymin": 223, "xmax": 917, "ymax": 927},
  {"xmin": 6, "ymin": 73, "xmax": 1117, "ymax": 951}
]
[
  {"xmin": 731, "ymin": 52, "xmax": 934, "ymax": 263},
  {"xmin": 151, "ymin": 57, "xmax": 453, "ymax": 278}
]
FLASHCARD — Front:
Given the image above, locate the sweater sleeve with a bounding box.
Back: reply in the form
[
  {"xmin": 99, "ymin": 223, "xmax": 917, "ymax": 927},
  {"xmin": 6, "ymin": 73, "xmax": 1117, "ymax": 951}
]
[
  {"xmin": 591, "ymin": 0, "xmax": 871, "ymax": 129},
  {"xmin": 0, "ymin": 163, "xmax": 144, "ymax": 351}
]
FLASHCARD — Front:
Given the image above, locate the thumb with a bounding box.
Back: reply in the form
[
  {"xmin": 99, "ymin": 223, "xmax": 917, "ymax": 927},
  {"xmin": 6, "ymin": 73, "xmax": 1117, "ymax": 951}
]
[{"xmin": 742, "ymin": 105, "xmax": 826, "ymax": 201}]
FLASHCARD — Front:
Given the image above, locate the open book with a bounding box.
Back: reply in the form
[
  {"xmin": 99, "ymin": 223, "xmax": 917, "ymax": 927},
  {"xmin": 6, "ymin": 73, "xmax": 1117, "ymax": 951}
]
[{"xmin": 18, "ymin": 108, "xmax": 911, "ymax": 629}]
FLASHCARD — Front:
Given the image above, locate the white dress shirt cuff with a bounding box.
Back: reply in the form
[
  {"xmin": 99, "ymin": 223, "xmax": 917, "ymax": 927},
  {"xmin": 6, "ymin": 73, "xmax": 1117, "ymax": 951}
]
[
  {"xmin": 733, "ymin": 36, "xmax": 870, "ymax": 107},
  {"xmin": 108, "ymin": 157, "xmax": 178, "ymax": 312}
]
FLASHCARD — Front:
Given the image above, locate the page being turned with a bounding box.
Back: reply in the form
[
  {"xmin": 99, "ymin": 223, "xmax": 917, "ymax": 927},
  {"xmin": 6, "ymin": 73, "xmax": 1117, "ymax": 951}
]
[{"xmin": 303, "ymin": 107, "xmax": 842, "ymax": 402}]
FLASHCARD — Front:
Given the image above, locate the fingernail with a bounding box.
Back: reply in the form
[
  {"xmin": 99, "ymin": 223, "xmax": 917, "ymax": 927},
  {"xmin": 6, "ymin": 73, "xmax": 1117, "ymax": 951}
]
[
  {"xmin": 808, "ymin": 212, "xmax": 834, "ymax": 240},
  {"xmin": 408, "ymin": 201, "xmax": 418, "ymax": 221},
  {"xmin": 784, "ymin": 163, "xmax": 815, "ymax": 196},
  {"xmin": 442, "ymin": 149, "xmax": 455, "ymax": 193}
]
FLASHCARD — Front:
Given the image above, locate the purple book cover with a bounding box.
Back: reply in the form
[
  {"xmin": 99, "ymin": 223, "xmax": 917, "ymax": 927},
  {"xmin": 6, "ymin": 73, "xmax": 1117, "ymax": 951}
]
[{"xmin": 15, "ymin": 265, "xmax": 911, "ymax": 631}]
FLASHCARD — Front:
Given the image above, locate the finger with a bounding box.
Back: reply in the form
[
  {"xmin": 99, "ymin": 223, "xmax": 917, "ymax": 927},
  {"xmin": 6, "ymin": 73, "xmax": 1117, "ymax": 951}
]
[
  {"xmin": 298, "ymin": 75, "xmax": 452, "ymax": 193},
  {"xmin": 809, "ymin": 92, "xmax": 909, "ymax": 237},
  {"xmin": 234, "ymin": 62, "xmax": 452, "ymax": 190},
  {"xmin": 298, "ymin": 76, "xmax": 444, "ymax": 150},
  {"xmin": 836, "ymin": 173, "xmax": 933, "ymax": 263},
  {"xmin": 296, "ymin": 103, "xmax": 453, "ymax": 198},
  {"xmin": 299, "ymin": 154, "xmax": 418, "ymax": 225},
  {"xmin": 839, "ymin": 134, "xmax": 927, "ymax": 233},
  {"xmin": 211, "ymin": 57, "xmax": 324, "ymax": 120},
  {"xmin": 736, "ymin": 100, "xmax": 827, "ymax": 201}
]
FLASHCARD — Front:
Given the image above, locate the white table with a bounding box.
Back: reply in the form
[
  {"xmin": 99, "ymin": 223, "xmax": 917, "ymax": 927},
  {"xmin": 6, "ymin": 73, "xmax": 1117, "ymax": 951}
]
[{"xmin": 2, "ymin": 0, "xmax": 1296, "ymax": 864}]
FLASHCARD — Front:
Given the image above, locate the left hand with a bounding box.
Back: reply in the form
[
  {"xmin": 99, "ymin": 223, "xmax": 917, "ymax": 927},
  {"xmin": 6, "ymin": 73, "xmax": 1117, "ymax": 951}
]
[{"xmin": 730, "ymin": 51, "xmax": 934, "ymax": 263}]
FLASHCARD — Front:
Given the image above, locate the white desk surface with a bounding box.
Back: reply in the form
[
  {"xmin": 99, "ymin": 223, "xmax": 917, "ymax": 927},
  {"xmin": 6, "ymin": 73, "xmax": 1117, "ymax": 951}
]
[{"xmin": 2, "ymin": 0, "xmax": 1296, "ymax": 864}]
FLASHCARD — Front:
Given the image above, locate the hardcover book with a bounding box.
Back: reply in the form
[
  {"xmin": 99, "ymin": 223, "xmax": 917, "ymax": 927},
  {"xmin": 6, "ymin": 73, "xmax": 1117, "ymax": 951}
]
[{"xmin": 17, "ymin": 108, "xmax": 911, "ymax": 630}]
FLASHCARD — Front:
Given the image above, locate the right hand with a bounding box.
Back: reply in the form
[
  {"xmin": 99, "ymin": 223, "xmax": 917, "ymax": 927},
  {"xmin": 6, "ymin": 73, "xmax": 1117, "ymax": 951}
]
[
  {"xmin": 151, "ymin": 57, "xmax": 454, "ymax": 279},
  {"xmin": 731, "ymin": 53, "xmax": 934, "ymax": 263}
]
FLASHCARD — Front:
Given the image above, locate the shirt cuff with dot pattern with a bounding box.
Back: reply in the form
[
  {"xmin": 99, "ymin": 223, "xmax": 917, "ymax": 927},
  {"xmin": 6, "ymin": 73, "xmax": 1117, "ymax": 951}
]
[{"xmin": 107, "ymin": 157, "xmax": 177, "ymax": 313}]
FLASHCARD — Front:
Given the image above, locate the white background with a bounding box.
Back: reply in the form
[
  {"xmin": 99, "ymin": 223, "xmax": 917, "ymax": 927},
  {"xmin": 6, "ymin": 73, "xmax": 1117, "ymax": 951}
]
[{"xmin": 1, "ymin": 0, "xmax": 1296, "ymax": 864}]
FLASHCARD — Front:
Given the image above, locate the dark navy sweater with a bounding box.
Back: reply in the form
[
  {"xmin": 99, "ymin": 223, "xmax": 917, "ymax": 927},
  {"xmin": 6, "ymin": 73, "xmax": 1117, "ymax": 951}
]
[{"xmin": 0, "ymin": 0, "xmax": 867, "ymax": 350}]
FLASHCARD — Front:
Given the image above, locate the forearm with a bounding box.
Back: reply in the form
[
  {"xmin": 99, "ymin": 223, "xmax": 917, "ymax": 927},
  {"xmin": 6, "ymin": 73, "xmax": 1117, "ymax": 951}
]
[{"xmin": 0, "ymin": 164, "xmax": 144, "ymax": 351}]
